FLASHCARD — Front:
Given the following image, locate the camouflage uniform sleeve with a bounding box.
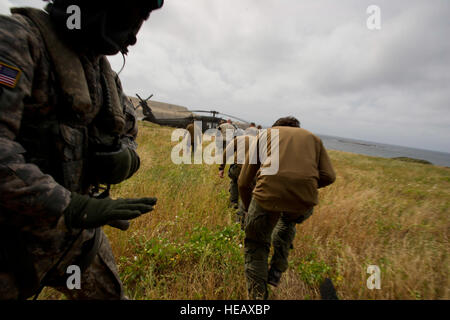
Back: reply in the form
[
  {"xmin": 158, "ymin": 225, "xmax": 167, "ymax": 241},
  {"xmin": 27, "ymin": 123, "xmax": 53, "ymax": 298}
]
[
  {"xmin": 114, "ymin": 73, "xmax": 138, "ymax": 151},
  {"xmin": 0, "ymin": 14, "xmax": 71, "ymax": 217}
]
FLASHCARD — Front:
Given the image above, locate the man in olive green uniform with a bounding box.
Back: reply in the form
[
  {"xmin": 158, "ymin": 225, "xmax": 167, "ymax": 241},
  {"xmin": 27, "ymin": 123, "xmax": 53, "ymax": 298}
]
[
  {"xmin": 185, "ymin": 121, "xmax": 195, "ymax": 153},
  {"xmin": 245, "ymin": 122, "xmax": 259, "ymax": 137},
  {"xmin": 218, "ymin": 119, "xmax": 237, "ymax": 136},
  {"xmin": 238, "ymin": 117, "xmax": 336, "ymax": 299},
  {"xmin": 218, "ymin": 119, "xmax": 236, "ymax": 150},
  {"xmin": 218, "ymin": 138, "xmax": 241, "ymax": 210},
  {"xmin": 0, "ymin": 1, "xmax": 163, "ymax": 300},
  {"xmin": 219, "ymin": 134, "xmax": 256, "ymax": 226},
  {"xmin": 217, "ymin": 119, "xmax": 238, "ymax": 203}
]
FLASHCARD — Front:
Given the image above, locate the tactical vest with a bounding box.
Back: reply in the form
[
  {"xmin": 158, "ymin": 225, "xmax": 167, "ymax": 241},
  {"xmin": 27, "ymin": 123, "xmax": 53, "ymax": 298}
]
[{"xmin": 11, "ymin": 8, "xmax": 126, "ymax": 193}]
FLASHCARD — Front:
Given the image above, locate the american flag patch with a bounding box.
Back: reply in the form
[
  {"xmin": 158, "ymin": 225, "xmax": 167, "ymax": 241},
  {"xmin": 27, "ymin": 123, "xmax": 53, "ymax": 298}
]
[{"xmin": 0, "ymin": 61, "xmax": 21, "ymax": 88}]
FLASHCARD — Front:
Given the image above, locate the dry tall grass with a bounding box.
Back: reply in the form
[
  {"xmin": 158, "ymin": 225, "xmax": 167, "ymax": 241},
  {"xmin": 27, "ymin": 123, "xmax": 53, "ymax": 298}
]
[{"xmin": 42, "ymin": 122, "xmax": 450, "ymax": 300}]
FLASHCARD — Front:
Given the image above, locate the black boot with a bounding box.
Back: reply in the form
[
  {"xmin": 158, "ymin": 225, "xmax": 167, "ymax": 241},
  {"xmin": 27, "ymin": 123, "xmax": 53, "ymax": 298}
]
[
  {"xmin": 229, "ymin": 200, "xmax": 239, "ymax": 209},
  {"xmin": 267, "ymin": 267, "xmax": 282, "ymax": 287}
]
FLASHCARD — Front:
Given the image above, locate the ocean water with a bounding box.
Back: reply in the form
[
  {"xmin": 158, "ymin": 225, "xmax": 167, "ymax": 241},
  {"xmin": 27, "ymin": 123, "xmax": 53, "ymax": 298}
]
[{"xmin": 319, "ymin": 135, "xmax": 450, "ymax": 167}]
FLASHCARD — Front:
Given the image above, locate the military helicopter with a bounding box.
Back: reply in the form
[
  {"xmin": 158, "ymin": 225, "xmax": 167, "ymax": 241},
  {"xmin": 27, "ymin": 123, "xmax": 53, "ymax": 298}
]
[{"xmin": 134, "ymin": 93, "xmax": 250, "ymax": 132}]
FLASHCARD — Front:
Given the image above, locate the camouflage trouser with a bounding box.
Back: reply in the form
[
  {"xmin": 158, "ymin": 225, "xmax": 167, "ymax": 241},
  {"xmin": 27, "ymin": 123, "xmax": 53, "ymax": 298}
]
[
  {"xmin": 244, "ymin": 198, "xmax": 313, "ymax": 300},
  {"xmin": 47, "ymin": 229, "xmax": 125, "ymax": 300},
  {"xmin": 228, "ymin": 164, "xmax": 241, "ymax": 206},
  {"xmin": 0, "ymin": 228, "xmax": 125, "ymax": 300}
]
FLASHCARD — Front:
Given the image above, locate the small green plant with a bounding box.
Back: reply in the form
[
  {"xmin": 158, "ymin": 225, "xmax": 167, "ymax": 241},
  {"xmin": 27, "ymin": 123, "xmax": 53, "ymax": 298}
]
[
  {"xmin": 296, "ymin": 253, "xmax": 332, "ymax": 286},
  {"xmin": 119, "ymin": 224, "xmax": 245, "ymax": 298},
  {"xmin": 186, "ymin": 224, "xmax": 244, "ymax": 264}
]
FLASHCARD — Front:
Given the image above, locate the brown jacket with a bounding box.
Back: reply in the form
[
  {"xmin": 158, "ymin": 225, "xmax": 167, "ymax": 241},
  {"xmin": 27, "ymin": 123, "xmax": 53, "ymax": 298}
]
[{"xmin": 238, "ymin": 127, "xmax": 336, "ymax": 213}]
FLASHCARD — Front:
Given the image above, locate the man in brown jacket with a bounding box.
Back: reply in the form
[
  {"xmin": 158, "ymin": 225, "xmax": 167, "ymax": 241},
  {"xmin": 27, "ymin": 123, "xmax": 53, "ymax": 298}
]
[{"xmin": 238, "ymin": 116, "xmax": 336, "ymax": 299}]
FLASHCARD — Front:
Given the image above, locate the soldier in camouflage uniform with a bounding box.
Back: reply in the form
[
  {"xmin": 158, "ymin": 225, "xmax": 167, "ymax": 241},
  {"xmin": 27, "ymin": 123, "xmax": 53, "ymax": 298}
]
[
  {"xmin": 0, "ymin": 0, "xmax": 164, "ymax": 300},
  {"xmin": 186, "ymin": 122, "xmax": 195, "ymax": 153},
  {"xmin": 245, "ymin": 123, "xmax": 259, "ymax": 137},
  {"xmin": 217, "ymin": 119, "xmax": 238, "ymax": 205},
  {"xmin": 219, "ymin": 163, "xmax": 241, "ymax": 210},
  {"xmin": 219, "ymin": 134, "xmax": 256, "ymax": 227},
  {"xmin": 185, "ymin": 120, "xmax": 203, "ymax": 155}
]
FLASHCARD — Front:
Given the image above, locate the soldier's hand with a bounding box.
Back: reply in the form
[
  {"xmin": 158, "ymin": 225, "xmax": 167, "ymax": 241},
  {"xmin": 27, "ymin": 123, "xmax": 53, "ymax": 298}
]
[
  {"xmin": 106, "ymin": 219, "xmax": 131, "ymax": 231},
  {"xmin": 64, "ymin": 193, "xmax": 157, "ymax": 230},
  {"xmin": 219, "ymin": 170, "xmax": 224, "ymax": 178}
]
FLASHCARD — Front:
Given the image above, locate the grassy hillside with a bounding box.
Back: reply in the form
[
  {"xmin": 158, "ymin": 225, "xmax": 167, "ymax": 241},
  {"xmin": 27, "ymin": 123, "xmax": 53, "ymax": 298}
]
[{"xmin": 43, "ymin": 122, "xmax": 450, "ymax": 300}]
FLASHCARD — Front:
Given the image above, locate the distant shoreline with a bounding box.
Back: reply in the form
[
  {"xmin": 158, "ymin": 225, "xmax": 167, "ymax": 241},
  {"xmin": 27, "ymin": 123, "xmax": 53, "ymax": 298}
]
[
  {"xmin": 319, "ymin": 134, "xmax": 450, "ymax": 167},
  {"xmin": 319, "ymin": 134, "xmax": 449, "ymax": 155}
]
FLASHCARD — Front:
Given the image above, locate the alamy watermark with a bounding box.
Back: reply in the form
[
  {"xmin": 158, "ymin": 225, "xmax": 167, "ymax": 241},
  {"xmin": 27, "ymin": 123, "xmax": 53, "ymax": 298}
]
[
  {"xmin": 366, "ymin": 265, "xmax": 381, "ymax": 290},
  {"xmin": 66, "ymin": 5, "xmax": 81, "ymax": 30},
  {"xmin": 367, "ymin": 5, "xmax": 381, "ymax": 30},
  {"xmin": 66, "ymin": 264, "xmax": 81, "ymax": 290}
]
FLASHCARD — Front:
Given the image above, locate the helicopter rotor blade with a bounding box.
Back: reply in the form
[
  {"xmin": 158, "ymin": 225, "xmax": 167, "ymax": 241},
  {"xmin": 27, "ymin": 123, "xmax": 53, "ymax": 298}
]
[
  {"xmin": 170, "ymin": 109, "xmax": 249, "ymax": 124},
  {"xmin": 216, "ymin": 112, "xmax": 250, "ymax": 124},
  {"xmin": 134, "ymin": 94, "xmax": 145, "ymax": 110},
  {"xmin": 185, "ymin": 110, "xmax": 217, "ymax": 114},
  {"xmin": 136, "ymin": 93, "xmax": 153, "ymax": 102}
]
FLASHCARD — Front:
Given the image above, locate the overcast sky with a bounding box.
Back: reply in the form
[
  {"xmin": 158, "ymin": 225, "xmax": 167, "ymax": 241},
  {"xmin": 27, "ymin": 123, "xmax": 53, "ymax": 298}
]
[{"xmin": 2, "ymin": 1, "xmax": 449, "ymax": 153}]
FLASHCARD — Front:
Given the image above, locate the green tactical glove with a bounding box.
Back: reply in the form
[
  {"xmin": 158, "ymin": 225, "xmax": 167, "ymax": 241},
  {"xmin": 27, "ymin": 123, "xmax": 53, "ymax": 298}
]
[
  {"xmin": 92, "ymin": 143, "xmax": 140, "ymax": 185},
  {"xmin": 106, "ymin": 219, "xmax": 131, "ymax": 231},
  {"xmin": 64, "ymin": 193, "xmax": 157, "ymax": 230}
]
